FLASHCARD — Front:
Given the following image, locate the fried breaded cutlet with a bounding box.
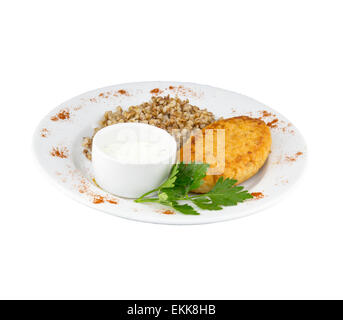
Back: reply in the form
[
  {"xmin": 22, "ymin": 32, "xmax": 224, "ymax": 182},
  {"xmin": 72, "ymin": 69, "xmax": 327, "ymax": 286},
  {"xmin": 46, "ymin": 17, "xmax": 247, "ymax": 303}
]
[{"xmin": 179, "ymin": 116, "xmax": 272, "ymax": 193}]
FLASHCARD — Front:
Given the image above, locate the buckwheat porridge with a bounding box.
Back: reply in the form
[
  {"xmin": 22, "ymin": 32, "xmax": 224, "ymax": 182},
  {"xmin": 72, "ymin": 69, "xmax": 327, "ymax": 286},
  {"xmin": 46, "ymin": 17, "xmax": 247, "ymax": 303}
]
[{"xmin": 82, "ymin": 95, "xmax": 216, "ymax": 160}]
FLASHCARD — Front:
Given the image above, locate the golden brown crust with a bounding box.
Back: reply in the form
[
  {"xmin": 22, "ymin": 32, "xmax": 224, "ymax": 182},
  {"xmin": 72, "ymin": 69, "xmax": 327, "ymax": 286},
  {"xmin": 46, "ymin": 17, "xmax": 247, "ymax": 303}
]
[{"xmin": 179, "ymin": 116, "xmax": 272, "ymax": 193}]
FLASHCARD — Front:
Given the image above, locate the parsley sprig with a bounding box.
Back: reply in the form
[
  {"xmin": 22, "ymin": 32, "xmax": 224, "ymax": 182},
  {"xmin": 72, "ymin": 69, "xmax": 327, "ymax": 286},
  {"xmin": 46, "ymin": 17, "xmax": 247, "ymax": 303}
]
[{"xmin": 135, "ymin": 162, "xmax": 253, "ymax": 215}]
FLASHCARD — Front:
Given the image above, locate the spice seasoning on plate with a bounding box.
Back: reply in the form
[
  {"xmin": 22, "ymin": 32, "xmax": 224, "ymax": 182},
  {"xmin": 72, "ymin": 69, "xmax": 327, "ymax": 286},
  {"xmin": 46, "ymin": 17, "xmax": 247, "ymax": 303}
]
[
  {"xmin": 51, "ymin": 109, "xmax": 70, "ymax": 121},
  {"xmin": 251, "ymin": 192, "xmax": 264, "ymax": 199},
  {"xmin": 285, "ymin": 151, "xmax": 303, "ymax": 162},
  {"xmin": 93, "ymin": 195, "xmax": 105, "ymax": 204},
  {"xmin": 106, "ymin": 199, "xmax": 118, "ymax": 204},
  {"xmin": 50, "ymin": 146, "xmax": 69, "ymax": 159},
  {"xmin": 78, "ymin": 178, "xmax": 118, "ymax": 205},
  {"xmin": 160, "ymin": 209, "xmax": 175, "ymax": 215},
  {"xmin": 150, "ymin": 88, "xmax": 162, "ymax": 94},
  {"xmin": 117, "ymin": 89, "xmax": 128, "ymax": 95},
  {"xmin": 259, "ymin": 110, "xmax": 273, "ymax": 118},
  {"xmin": 267, "ymin": 119, "xmax": 279, "ymax": 128},
  {"xmin": 40, "ymin": 128, "xmax": 49, "ymax": 138}
]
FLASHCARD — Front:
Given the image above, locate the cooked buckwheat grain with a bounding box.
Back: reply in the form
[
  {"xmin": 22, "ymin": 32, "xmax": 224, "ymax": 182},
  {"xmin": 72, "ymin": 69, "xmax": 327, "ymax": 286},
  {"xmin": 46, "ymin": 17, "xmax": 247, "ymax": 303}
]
[{"xmin": 82, "ymin": 95, "xmax": 215, "ymax": 160}]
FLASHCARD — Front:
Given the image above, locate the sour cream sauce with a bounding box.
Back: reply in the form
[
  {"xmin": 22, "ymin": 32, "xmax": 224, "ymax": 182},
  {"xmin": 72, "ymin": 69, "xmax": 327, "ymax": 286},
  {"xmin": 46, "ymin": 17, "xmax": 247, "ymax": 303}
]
[{"xmin": 102, "ymin": 139, "xmax": 170, "ymax": 164}]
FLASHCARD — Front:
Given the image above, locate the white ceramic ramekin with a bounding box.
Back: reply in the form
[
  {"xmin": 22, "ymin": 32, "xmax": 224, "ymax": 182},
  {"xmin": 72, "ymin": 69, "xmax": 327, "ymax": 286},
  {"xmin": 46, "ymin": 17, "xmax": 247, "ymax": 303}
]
[{"xmin": 92, "ymin": 123, "xmax": 177, "ymax": 198}]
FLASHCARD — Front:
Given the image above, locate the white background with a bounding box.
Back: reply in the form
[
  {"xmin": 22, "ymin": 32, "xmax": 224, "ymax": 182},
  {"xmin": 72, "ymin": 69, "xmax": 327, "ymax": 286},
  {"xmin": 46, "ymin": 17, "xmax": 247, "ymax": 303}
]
[{"xmin": 0, "ymin": 0, "xmax": 342, "ymax": 300}]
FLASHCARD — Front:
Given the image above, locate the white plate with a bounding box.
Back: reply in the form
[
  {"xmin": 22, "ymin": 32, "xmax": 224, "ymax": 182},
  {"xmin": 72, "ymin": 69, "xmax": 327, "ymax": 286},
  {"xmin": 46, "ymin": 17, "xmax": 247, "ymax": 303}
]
[{"xmin": 33, "ymin": 82, "xmax": 307, "ymax": 225}]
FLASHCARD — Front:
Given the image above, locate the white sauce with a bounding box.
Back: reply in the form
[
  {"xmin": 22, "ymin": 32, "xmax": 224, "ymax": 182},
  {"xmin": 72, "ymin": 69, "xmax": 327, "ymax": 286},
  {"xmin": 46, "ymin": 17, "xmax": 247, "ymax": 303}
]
[{"xmin": 102, "ymin": 140, "xmax": 171, "ymax": 164}]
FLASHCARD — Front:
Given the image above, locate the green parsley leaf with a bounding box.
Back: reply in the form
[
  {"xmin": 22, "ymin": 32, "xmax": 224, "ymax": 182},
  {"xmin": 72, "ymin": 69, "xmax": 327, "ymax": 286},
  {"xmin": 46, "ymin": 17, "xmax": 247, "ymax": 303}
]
[
  {"xmin": 192, "ymin": 177, "xmax": 253, "ymax": 209},
  {"xmin": 135, "ymin": 162, "xmax": 252, "ymax": 215},
  {"xmin": 171, "ymin": 203, "xmax": 200, "ymax": 215},
  {"xmin": 158, "ymin": 192, "xmax": 169, "ymax": 202},
  {"xmin": 191, "ymin": 197, "xmax": 222, "ymax": 210},
  {"xmin": 160, "ymin": 186, "xmax": 186, "ymax": 201},
  {"xmin": 159, "ymin": 164, "xmax": 179, "ymax": 189},
  {"xmin": 174, "ymin": 162, "xmax": 209, "ymax": 193}
]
